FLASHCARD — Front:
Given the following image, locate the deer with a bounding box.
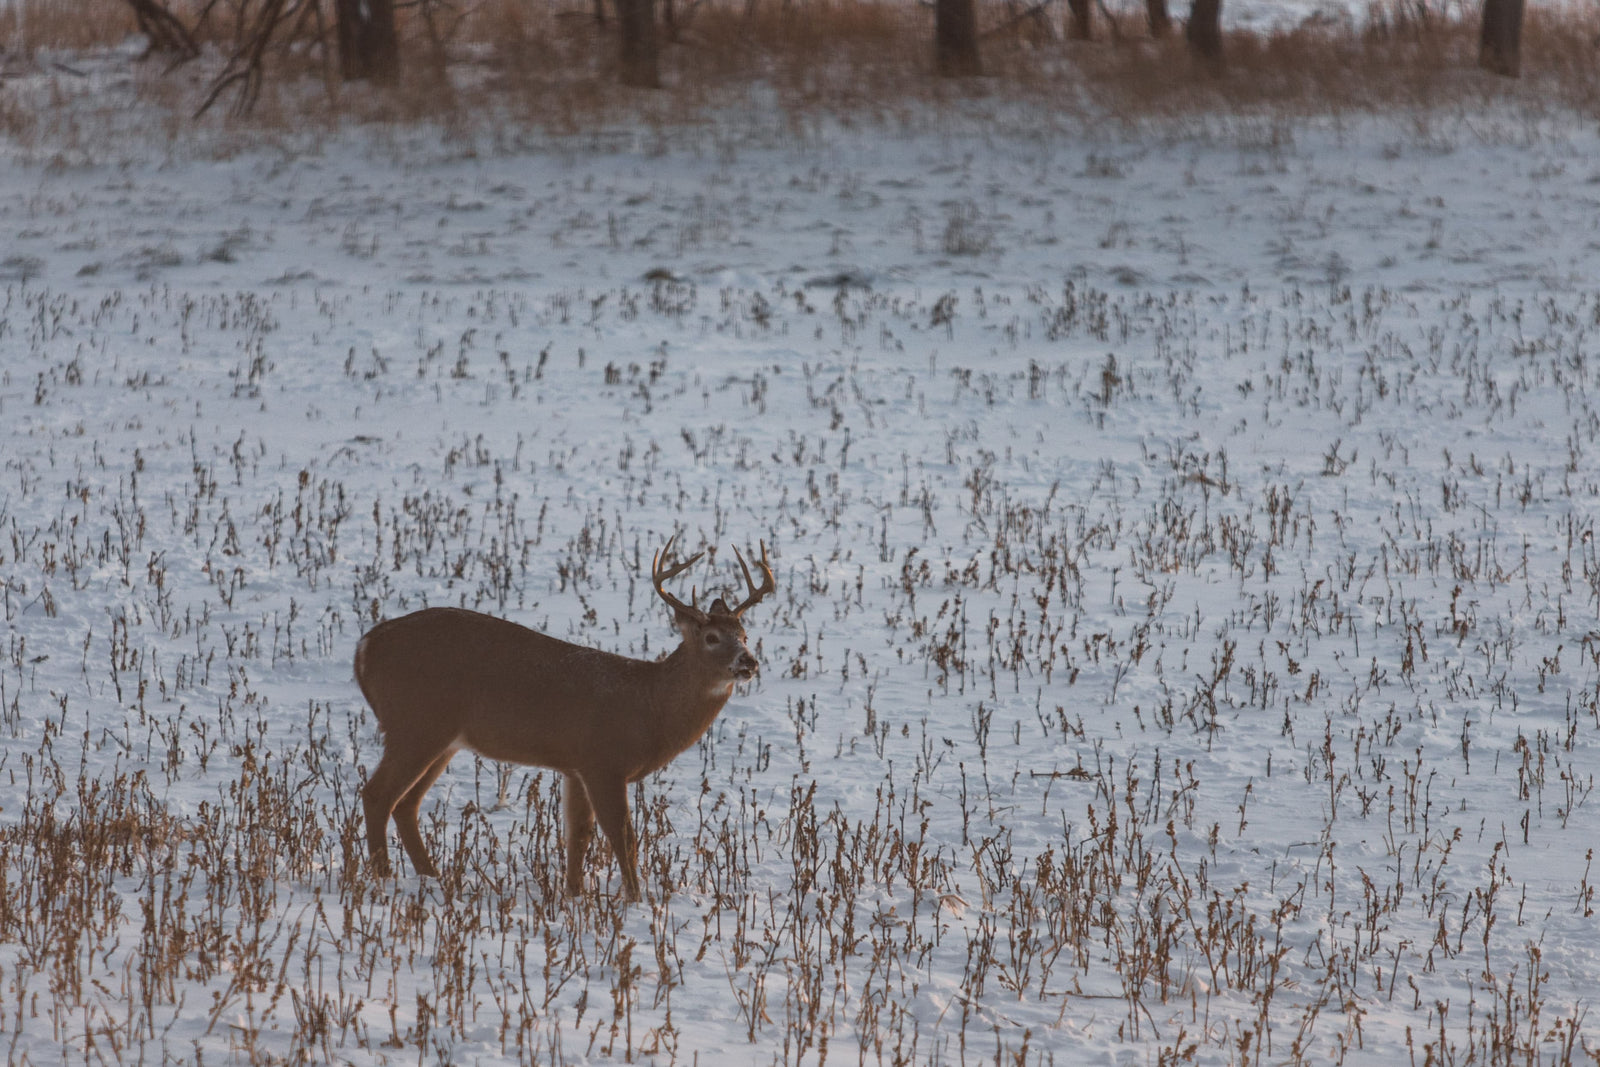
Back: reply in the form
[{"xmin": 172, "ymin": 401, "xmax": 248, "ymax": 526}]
[{"xmin": 355, "ymin": 535, "xmax": 775, "ymax": 901}]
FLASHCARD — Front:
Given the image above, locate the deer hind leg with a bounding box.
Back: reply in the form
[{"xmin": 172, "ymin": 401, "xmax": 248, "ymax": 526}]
[
  {"xmin": 363, "ymin": 742, "xmax": 454, "ymax": 878},
  {"xmin": 581, "ymin": 772, "xmax": 641, "ymax": 902},
  {"xmin": 391, "ymin": 749, "xmax": 456, "ymax": 877},
  {"xmin": 562, "ymin": 773, "xmax": 595, "ymax": 897}
]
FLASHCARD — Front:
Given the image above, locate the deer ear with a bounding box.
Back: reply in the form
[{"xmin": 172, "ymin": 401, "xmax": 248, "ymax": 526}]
[{"xmin": 708, "ymin": 597, "xmax": 731, "ymax": 616}]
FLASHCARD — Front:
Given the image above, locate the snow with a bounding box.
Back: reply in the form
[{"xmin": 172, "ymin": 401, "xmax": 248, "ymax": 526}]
[{"xmin": 2, "ymin": 39, "xmax": 1600, "ymax": 1067}]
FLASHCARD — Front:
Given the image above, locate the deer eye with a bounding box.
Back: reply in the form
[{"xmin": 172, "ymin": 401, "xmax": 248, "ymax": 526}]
[{"xmin": 704, "ymin": 632, "xmax": 721, "ymax": 647}]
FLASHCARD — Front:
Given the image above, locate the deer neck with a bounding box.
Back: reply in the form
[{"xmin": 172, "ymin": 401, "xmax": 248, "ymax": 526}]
[{"xmin": 649, "ymin": 645, "xmax": 736, "ymax": 751}]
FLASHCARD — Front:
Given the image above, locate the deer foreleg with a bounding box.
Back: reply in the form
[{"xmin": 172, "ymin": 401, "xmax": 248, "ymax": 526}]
[{"xmin": 582, "ymin": 772, "xmax": 641, "ymax": 901}]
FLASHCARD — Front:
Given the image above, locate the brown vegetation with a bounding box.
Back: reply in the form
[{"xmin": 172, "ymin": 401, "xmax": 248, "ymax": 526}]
[{"xmin": 6, "ymin": 0, "xmax": 1600, "ymax": 127}]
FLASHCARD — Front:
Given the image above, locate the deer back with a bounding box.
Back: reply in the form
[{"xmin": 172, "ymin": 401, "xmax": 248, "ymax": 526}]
[{"xmin": 354, "ymin": 605, "xmax": 755, "ymax": 779}]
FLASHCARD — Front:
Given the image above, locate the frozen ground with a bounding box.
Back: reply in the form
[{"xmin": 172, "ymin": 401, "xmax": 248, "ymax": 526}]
[{"xmin": 2, "ymin": 52, "xmax": 1600, "ymax": 1067}]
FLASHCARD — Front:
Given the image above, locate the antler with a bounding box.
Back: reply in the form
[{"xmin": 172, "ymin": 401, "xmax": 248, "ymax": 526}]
[
  {"xmin": 652, "ymin": 534, "xmax": 707, "ymax": 622},
  {"xmin": 726, "ymin": 541, "xmax": 776, "ymax": 617}
]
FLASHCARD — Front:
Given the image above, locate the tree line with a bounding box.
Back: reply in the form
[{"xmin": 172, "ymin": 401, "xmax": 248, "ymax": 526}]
[{"xmin": 119, "ymin": 0, "xmax": 1530, "ymax": 117}]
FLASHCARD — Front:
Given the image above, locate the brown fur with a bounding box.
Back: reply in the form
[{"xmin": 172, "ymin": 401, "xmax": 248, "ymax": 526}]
[{"xmin": 356, "ymin": 541, "xmax": 773, "ymax": 901}]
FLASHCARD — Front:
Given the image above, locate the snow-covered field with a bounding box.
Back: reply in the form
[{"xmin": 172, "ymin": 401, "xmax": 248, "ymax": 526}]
[{"xmin": 3, "ymin": 52, "xmax": 1600, "ymax": 1065}]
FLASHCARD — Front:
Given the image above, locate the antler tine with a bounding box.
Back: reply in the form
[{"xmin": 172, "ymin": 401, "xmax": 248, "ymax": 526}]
[
  {"xmin": 728, "ymin": 540, "xmax": 776, "ymax": 617},
  {"xmin": 653, "ymin": 533, "xmax": 705, "ymax": 583},
  {"xmin": 652, "ymin": 534, "xmax": 707, "ymax": 619}
]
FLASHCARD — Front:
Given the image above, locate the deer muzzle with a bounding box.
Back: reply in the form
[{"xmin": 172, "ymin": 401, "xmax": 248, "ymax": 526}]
[{"xmin": 732, "ymin": 651, "xmax": 760, "ymax": 680}]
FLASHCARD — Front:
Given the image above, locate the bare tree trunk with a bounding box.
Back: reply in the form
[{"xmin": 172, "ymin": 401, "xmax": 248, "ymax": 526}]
[
  {"xmin": 1067, "ymin": 0, "xmax": 1091, "ymax": 39},
  {"xmin": 617, "ymin": 0, "xmax": 659, "ymax": 87},
  {"xmin": 1146, "ymin": 0, "xmax": 1170, "ymax": 37},
  {"xmin": 1478, "ymin": 0, "xmax": 1523, "ymax": 77},
  {"xmin": 1186, "ymin": 0, "xmax": 1221, "ymax": 61},
  {"xmin": 418, "ymin": 0, "xmax": 454, "ymax": 98},
  {"xmin": 935, "ymin": 0, "xmax": 981, "ymax": 76},
  {"xmin": 336, "ymin": 0, "xmax": 399, "ymax": 83}
]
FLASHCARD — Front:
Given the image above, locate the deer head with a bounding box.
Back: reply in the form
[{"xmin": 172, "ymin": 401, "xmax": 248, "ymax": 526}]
[{"xmin": 652, "ymin": 535, "xmax": 775, "ymax": 682}]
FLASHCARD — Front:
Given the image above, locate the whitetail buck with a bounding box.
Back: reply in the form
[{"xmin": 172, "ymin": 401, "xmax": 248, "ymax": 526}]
[{"xmin": 356, "ymin": 536, "xmax": 775, "ymax": 900}]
